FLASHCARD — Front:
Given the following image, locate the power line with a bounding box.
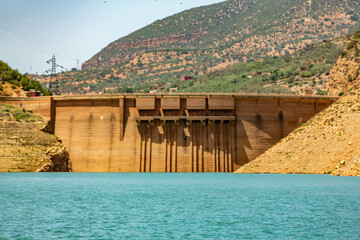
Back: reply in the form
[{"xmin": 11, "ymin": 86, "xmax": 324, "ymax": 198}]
[
  {"xmin": 0, "ymin": 23, "xmax": 93, "ymax": 55},
  {"xmin": 0, "ymin": 29, "xmax": 82, "ymax": 74},
  {"xmin": 0, "ymin": 15, "xmax": 103, "ymax": 44},
  {"xmin": 0, "ymin": 9, "xmax": 121, "ymax": 22},
  {"xmin": 0, "ymin": 27, "xmax": 88, "ymax": 65},
  {"xmin": 0, "ymin": 29, "xmax": 49, "ymax": 58}
]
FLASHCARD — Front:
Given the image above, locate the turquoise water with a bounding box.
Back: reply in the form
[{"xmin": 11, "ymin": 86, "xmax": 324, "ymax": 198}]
[{"xmin": 0, "ymin": 174, "xmax": 360, "ymax": 239}]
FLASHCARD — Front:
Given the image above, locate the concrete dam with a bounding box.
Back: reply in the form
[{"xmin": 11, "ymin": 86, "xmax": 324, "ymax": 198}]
[{"xmin": 1, "ymin": 94, "xmax": 337, "ymax": 172}]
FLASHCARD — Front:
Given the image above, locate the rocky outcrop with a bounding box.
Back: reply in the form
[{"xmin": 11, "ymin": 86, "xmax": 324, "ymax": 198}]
[
  {"xmin": 0, "ymin": 102, "xmax": 71, "ymax": 172},
  {"xmin": 41, "ymin": 120, "xmax": 55, "ymax": 134},
  {"xmin": 328, "ymin": 57, "xmax": 360, "ymax": 96},
  {"xmin": 328, "ymin": 31, "xmax": 360, "ymax": 96},
  {"xmin": 37, "ymin": 147, "xmax": 72, "ymax": 172},
  {"xmin": 82, "ymin": 32, "xmax": 207, "ymax": 69}
]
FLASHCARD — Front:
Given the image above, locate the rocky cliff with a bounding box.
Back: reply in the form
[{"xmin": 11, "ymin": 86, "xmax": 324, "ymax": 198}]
[
  {"xmin": 0, "ymin": 103, "xmax": 71, "ymax": 172},
  {"xmin": 328, "ymin": 30, "xmax": 360, "ymax": 96},
  {"xmin": 36, "ymin": 147, "xmax": 71, "ymax": 172},
  {"xmin": 82, "ymin": 32, "xmax": 207, "ymax": 69}
]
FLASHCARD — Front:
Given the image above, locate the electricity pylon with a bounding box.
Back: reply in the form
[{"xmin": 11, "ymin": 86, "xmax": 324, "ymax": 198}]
[{"xmin": 46, "ymin": 54, "xmax": 64, "ymax": 95}]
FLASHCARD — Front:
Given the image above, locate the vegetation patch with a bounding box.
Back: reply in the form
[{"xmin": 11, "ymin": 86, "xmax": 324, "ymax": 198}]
[{"xmin": 0, "ymin": 60, "xmax": 50, "ymax": 96}]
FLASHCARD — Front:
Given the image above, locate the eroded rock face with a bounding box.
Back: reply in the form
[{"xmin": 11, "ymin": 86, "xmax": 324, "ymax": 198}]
[
  {"xmin": 328, "ymin": 57, "xmax": 360, "ymax": 96},
  {"xmin": 81, "ymin": 32, "xmax": 207, "ymax": 69},
  {"xmin": 328, "ymin": 32, "xmax": 360, "ymax": 96},
  {"xmin": 41, "ymin": 121, "xmax": 55, "ymax": 134},
  {"xmin": 37, "ymin": 147, "xmax": 72, "ymax": 172}
]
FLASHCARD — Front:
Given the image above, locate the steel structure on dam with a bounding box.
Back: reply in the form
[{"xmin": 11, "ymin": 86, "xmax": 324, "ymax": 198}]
[{"xmin": 1, "ymin": 94, "xmax": 338, "ymax": 172}]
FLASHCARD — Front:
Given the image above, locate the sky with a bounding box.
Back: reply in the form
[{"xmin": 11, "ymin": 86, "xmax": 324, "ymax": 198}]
[{"xmin": 0, "ymin": 0, "xmax": 224, "ymax": 74}]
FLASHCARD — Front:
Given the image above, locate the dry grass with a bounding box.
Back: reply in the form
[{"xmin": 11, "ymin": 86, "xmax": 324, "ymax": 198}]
[{"xmin": 0, "ymin": 103, "xmax": 62, "ymax": 172}]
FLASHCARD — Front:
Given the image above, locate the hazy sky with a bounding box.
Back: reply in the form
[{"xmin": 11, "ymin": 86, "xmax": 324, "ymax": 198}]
[{"xmin": 0, "ymin": 0, "xmax": 224, "ymax": 74}]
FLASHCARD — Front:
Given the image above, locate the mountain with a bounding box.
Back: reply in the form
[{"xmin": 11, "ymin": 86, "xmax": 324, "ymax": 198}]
[
  {"xmin": 51, "ymin": 0, "xmax": 360, "ymax": 94},
  {"xmin": 83, "ymin": 0, "xmax": 360, "ymax": 69}
]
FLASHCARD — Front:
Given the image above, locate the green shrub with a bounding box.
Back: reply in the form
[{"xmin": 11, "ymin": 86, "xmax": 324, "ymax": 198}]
[
  {"xmin": 353, "ymin": 30, "xmax": 360, "ymax": 39},
  {"xmin": 13, "ymin": 109, "xmax": 30, "ymax": 121},
  {"xmin": 316, "ymin": 89, "xmax": 327, "ymax": 95},
  {"xmin": 341, "ymin": 51, "xmax": 348, "ymax": 58},
  {"xmin": 346, "ymin": 40, "xmax": 356, "ymax": 50}
]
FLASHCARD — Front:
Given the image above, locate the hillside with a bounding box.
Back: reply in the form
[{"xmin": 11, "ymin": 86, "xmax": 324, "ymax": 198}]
[
  {"xmin": 235, "ymin": 32, "xmax": 360, "ymax": 176},
  {"xmin": 0, "ymin": 60, "xmax": 50, "ymax": 96},
  {"xmin": 177, "ymin": 39, "xmax": 344, "ymax": 94},
  {"xmin": 41, "ymin": 0, "xmax": 360, "ymax": 94},
  {"xmin": 50, "ymin": 37, "xmax": 345, "ymax": 95},
  {"xmin": 0, "ymin": 103, "xmax": 71, "ymax": 172}
]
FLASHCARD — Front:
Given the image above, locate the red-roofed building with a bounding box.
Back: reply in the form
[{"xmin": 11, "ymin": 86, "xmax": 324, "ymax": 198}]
[
  {"xmin": 181, "ymin": 76, "xmax": 193, "ymax": 81},
  {"xmin": 250, "ymin": 72, "xmax": 263, "ymax": 77}
]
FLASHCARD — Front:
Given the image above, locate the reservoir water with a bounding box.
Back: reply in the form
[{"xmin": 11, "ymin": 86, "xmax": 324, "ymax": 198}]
[{"xmin": 0, "ymin": 173, "xmax": 360, "ymax": 239}]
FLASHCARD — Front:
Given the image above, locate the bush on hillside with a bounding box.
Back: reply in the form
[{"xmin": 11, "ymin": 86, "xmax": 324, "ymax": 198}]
[{"xmin": 0, "ymin": 60, "xmax": 50, "ymax": 96}]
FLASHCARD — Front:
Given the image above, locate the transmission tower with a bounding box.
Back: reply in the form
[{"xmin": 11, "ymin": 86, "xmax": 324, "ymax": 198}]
[{"xmin": 46, "ymin": 54, "xmax": 64, "ymax": 95}]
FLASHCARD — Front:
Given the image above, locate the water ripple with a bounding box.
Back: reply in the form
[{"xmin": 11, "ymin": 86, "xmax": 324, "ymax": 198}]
[{"xmin": 0, "ymin": 173, "xmax": 360, "ymax": 239}]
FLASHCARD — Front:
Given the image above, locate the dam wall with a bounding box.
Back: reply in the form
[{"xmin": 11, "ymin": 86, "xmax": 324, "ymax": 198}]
[
  {"xmin": 0, "ymin": 97, "xmax": 52, "ymax": 121},
  {"xmin": 0, "ymin": 94, "xmax": 337, "ymax": 172}
]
